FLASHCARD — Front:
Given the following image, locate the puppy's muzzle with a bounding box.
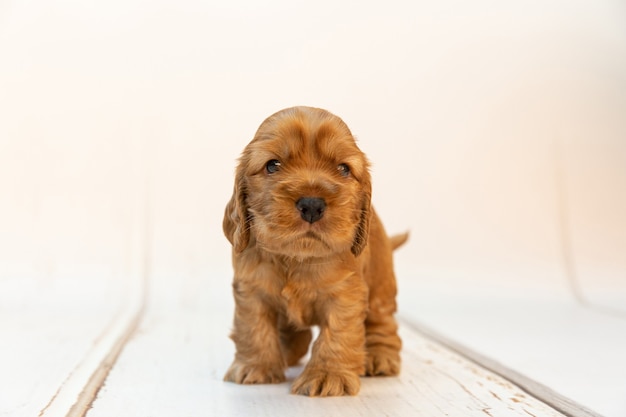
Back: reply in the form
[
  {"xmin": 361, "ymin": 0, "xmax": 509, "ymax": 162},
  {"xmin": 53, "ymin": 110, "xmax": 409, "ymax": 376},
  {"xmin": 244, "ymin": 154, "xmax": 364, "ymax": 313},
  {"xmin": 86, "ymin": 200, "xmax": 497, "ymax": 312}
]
[{"xmin": 296, "ymin": 197, "xmax": 326, "ymax": 224}]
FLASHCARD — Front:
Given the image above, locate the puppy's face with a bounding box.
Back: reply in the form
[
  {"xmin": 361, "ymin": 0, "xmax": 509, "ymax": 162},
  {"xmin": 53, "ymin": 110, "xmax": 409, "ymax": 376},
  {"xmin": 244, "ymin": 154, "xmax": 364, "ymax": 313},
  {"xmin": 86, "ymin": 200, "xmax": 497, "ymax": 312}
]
[{"xmin": 224, "ymin": 107, "xmax": 371, "ymax": 259}]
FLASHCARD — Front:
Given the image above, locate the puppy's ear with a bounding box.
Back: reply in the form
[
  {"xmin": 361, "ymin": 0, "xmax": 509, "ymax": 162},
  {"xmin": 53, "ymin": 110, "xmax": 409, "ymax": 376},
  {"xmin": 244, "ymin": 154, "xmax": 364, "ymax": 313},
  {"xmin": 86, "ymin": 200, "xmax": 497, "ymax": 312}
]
[
  {"xmin": 223, "ymin": 164, "xmax": 250, "ymax": 253},
  {"xmin": 351, "ymin": 179, "xmax": 372, "ymax": 257}
]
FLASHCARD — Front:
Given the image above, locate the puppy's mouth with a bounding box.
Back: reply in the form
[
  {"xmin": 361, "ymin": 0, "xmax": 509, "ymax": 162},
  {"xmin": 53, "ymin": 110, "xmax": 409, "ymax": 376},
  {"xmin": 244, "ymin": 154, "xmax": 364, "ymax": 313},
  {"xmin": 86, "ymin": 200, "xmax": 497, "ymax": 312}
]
[
  {"xmin": 289, "ymin": 230, "xmax": 332, "ymax": 253},
  {"xmin": 302, "ymin": 230, "xmax": 324, "ymax": 243}
]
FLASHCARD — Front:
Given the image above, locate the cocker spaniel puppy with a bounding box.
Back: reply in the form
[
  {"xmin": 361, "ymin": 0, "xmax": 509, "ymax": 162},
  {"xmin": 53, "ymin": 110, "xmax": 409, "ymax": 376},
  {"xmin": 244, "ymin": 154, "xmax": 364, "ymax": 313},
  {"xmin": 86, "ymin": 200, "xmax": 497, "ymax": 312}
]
[{"xmin": 223, "ymin": 106, "xmax": 407, "ymax": 396}]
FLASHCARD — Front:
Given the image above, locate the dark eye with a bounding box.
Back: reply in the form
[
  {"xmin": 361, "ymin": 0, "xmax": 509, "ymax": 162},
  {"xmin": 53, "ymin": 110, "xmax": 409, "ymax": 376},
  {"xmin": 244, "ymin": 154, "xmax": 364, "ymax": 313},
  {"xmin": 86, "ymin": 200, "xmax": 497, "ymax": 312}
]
[
  {"xmin": 266, "ymin": 159, "xmax": 281, "ymax": 174},
  {"xmin": 337, "ymin": 163, "xmax": 350, "ymax": 177}
]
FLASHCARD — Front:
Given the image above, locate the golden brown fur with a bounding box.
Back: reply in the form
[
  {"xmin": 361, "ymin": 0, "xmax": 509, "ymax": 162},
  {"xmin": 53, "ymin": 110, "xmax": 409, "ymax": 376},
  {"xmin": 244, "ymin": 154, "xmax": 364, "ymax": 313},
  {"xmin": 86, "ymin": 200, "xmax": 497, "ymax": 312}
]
[{"xmin": 223, "ymin": 106, "xmax": 405, "ymax": 396}]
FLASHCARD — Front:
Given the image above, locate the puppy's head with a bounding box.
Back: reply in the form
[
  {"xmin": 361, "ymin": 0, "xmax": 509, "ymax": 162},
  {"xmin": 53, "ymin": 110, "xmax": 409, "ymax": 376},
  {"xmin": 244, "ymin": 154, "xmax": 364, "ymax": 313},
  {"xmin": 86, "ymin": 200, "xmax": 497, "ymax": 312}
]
[{"xmin": 223, "ymin": 106, "xmax": 371, "ymax": 259}]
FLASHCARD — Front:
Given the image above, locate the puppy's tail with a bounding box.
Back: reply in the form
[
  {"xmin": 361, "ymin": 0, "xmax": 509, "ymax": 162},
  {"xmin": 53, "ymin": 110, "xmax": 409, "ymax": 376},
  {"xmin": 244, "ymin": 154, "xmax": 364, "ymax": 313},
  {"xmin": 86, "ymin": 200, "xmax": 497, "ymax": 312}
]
[{"xmin": 390, "ymin": 231, "xmax": 409, "ymax": 250}]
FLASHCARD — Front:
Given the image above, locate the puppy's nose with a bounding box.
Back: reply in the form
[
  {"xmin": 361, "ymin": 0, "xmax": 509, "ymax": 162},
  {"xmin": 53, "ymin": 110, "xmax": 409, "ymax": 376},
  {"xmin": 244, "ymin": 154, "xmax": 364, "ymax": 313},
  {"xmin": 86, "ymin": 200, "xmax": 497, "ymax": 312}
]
[{"xmin": 296, "ymin": 197, "xmax": 326, "ymax": 224}]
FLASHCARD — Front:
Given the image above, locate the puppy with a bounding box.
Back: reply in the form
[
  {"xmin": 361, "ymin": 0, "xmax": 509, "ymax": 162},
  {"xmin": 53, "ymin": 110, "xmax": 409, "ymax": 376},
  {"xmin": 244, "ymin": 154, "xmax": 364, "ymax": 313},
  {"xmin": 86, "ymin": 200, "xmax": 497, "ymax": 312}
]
[{"xmin": 223, "ymin": 106, "xmax": 407, "ymax": 396}]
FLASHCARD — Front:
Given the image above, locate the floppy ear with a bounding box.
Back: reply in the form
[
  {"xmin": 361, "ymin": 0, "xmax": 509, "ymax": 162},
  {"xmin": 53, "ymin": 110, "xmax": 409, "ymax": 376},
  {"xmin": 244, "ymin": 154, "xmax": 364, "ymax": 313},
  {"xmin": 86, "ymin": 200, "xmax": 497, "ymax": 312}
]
[
  {"xmin": 223, "ymin": 165, "xmax": 250, "ymax": 253},
  {"xmin": 351, "ymin": 179, "xmax": 372, "ymax": 257}
]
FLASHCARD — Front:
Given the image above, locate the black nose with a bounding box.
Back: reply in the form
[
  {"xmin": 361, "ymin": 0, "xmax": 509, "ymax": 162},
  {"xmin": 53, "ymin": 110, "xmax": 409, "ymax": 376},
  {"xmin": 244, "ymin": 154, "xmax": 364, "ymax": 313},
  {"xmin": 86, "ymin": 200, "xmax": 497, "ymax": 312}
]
[{"xmin": 296, "ymin": 197, "xmax": 326, "ymax": 224}]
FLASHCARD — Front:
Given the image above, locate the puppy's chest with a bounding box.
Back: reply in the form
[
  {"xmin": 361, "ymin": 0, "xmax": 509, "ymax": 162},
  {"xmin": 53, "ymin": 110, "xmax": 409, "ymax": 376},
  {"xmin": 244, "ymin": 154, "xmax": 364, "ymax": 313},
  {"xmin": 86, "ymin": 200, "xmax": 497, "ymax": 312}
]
[{"xmin": 277, "ymin": 272, "xmax": 324, "ymax": 328}]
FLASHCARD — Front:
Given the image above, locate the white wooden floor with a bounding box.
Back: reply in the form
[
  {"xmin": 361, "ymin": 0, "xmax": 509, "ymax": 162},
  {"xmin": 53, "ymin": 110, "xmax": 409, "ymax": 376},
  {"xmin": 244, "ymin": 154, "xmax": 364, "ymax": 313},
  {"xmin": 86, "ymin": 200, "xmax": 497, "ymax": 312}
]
[
  {"xmin": 0, "ymin": 255, "xmax": 581, "ymax": 417},
  {"xmin": 2, "ymin": 1, "xmax": 626, "ymax": 416}
]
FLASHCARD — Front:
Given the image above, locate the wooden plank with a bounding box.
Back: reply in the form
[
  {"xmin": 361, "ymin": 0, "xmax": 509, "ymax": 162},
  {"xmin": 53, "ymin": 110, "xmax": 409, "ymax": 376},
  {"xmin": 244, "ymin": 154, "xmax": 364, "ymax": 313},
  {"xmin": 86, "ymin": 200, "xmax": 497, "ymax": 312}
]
[
  {"xmin": 0, "ymin": 295, "xmax": 121, "ymax": 417},
  {"xmin": 41, "ymin": 207, "xmax": 148, "ymax": 417},
  {"xmin": 396, "ymin": 283, "xmax": 626, "ymax": 417},
  {"xmin": 0, "ymin": 194, "xmax": 147, "ymax": 417},
  {"xmin": 404, "ymin": 320, "xmax": 604, "ymax": 417}
]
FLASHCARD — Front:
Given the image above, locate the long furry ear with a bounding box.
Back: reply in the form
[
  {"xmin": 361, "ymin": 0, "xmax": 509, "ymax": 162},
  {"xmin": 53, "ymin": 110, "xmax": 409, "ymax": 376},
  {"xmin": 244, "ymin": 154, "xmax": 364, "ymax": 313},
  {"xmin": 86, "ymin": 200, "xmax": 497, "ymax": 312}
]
[
  {"xmin": 351, "ymin": 182, "xmax": 372, "ymax": 257},
  {"xmin": 223, "ymin": 166, "xmax": 250, "ymax": 253}
]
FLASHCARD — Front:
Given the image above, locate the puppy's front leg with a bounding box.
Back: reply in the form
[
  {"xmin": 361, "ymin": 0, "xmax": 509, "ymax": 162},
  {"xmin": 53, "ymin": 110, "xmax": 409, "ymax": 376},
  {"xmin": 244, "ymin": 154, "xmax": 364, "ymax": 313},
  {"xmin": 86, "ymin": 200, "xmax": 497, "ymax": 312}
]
[
  {"xmin": 291, "ymin": 283, "xmax": 368, "ymax": 396},
  {"xmin": 224, "ymin": 282, "xmax": 286, "ymax": 384}
]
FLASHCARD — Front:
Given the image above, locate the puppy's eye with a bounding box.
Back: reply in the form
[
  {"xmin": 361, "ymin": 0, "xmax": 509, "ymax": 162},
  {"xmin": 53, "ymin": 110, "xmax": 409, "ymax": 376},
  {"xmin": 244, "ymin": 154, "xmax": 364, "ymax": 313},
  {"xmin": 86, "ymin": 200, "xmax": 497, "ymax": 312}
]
[
  {"xmin": 337, "ymin": 163, "xmax": 350, "ymax": 177},
  {"xmin": 266, "ymin": 159, "xmax": 281, "ymax": 174}
]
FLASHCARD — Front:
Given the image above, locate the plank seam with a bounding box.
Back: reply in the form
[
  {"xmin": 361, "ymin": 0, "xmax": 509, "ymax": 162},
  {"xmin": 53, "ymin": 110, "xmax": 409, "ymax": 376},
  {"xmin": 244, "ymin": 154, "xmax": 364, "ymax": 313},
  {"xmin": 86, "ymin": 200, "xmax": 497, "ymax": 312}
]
[
  {"xmin": 65, "ymin": 300, "xmax": 147, "ymax": 417},
  {"xmin": 63, "ymin": 139, "xmax": 154, "ymax": 417},
  {"xmin": 553, "ymin": 137, "xmax": 626, "ymax": 320}
]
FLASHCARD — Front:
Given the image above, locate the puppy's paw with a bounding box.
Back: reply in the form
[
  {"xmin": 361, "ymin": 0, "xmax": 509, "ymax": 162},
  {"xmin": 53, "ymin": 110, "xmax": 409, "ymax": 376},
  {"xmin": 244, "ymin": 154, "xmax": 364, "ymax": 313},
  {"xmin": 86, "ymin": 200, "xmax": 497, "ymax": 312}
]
[
  {"xmin": 291, "ymin": 368, "xmax": 360, "ymax": 396},
  {"xmin": 224, "ymin": 360, "xmax": 285, "ymax": 384},
  {"xmin": 365, "ymin": 347, "xmax": 400, "ymax": 376}
]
